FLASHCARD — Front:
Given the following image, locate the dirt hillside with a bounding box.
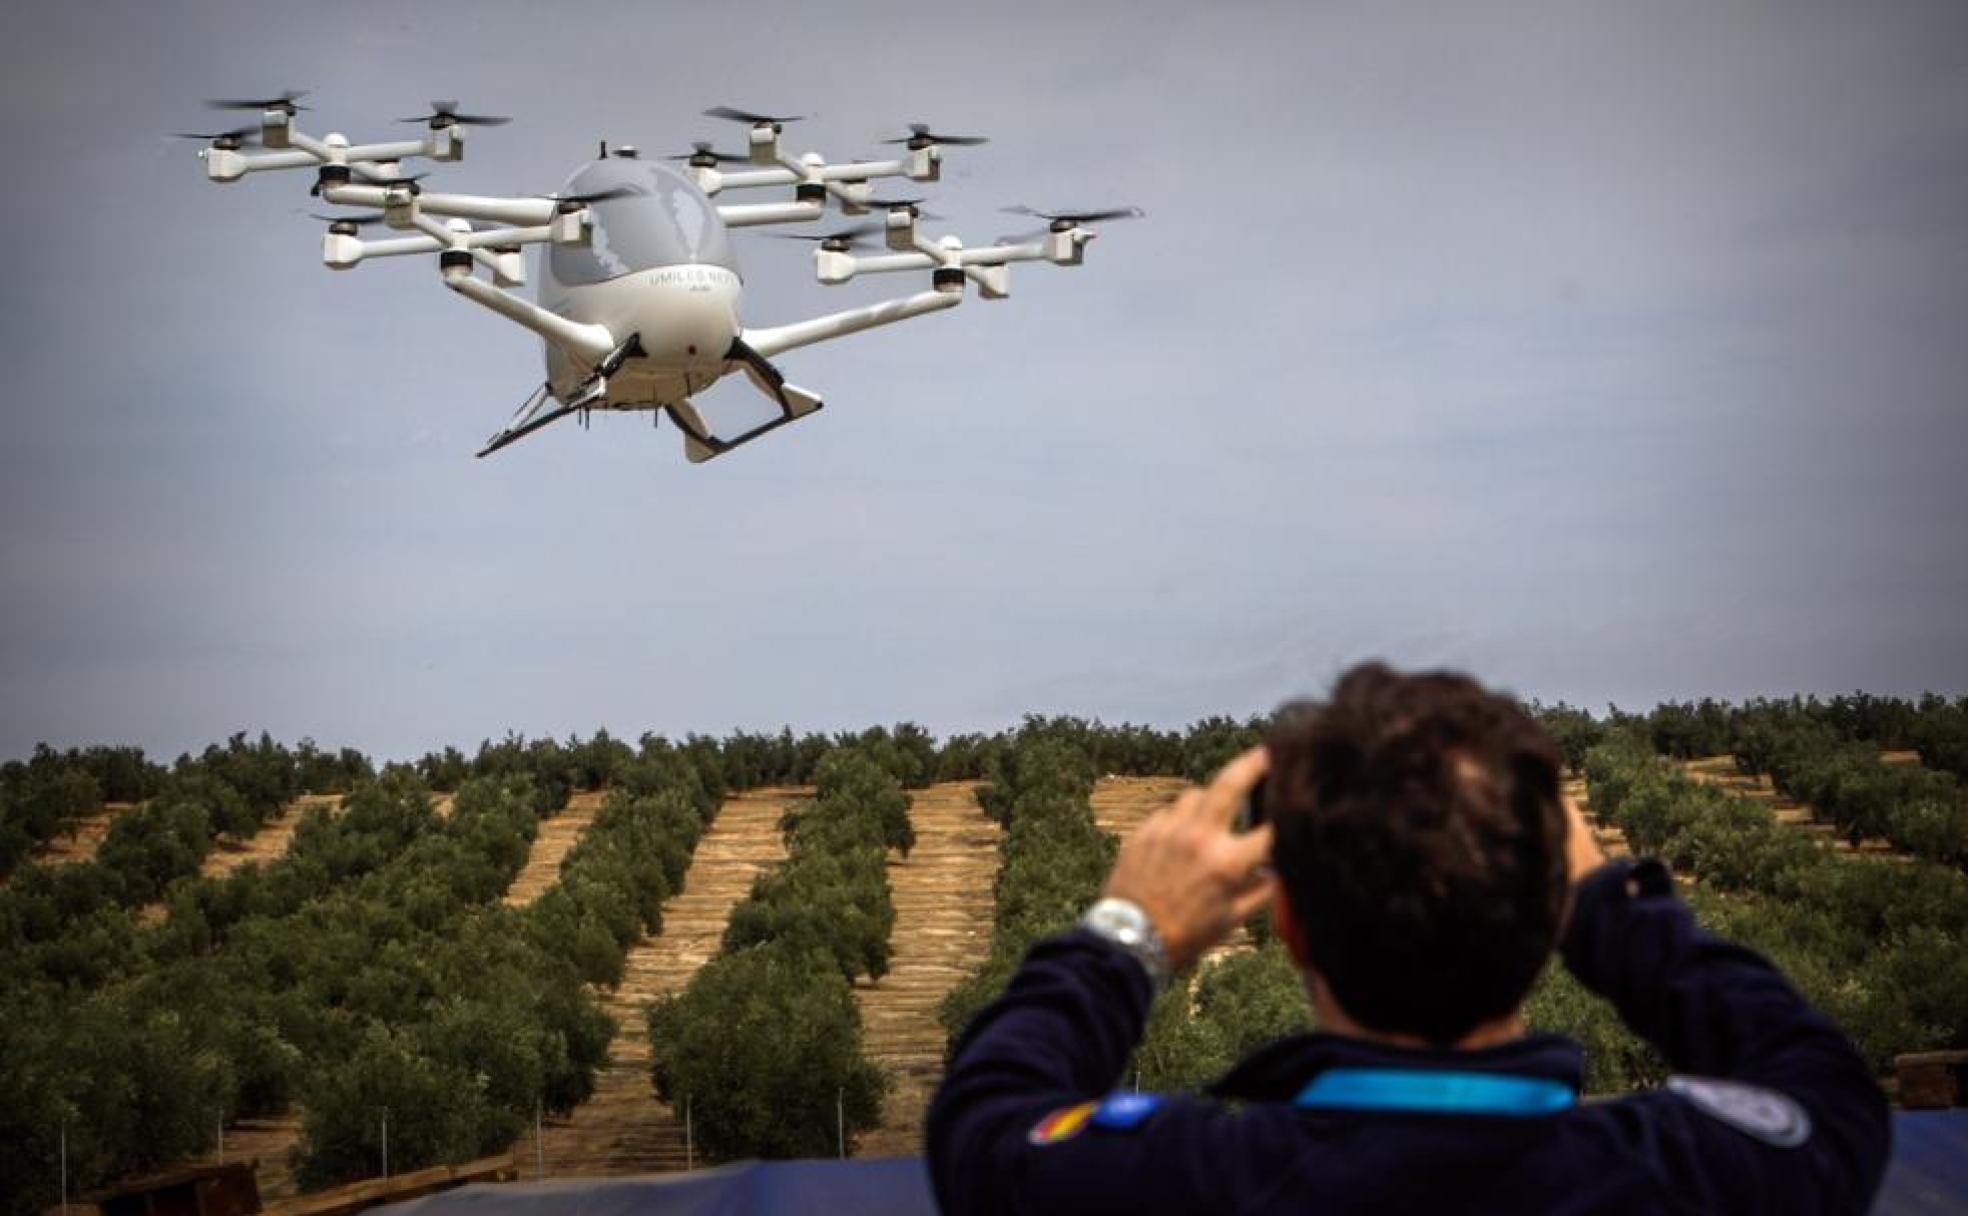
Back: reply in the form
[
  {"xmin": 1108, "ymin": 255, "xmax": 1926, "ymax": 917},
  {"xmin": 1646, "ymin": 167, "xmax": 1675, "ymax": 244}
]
[
  {"xmin": 34, "ymin": 802, "xmax": 137, "ymax": 866},
  {"xmin": 1565, "ymin": 774, "xmax": 1630, "ymax": 858},
  {"xmin": 200, "ymin": 793, "xmax": 338, "ymax": 884},
  {"xmin": 503, "ymin": 791, "xmax": 606, "ymax": 906},
  {"xmin": 1087, "ymin": 775, "xmax": 1257, "ymax": 966},
  {"xmin": 533, "ymin": 787, "xmax": 795, "ymax": 1176},
  {"xmin": 853, "ymin": 781, "xmax": 999, "ymax": 1157},
  {"xmin": 1088, "ymin": 775, "xmax": 1189, "ymax": 838},
  {"xmin": 1681, "ymin": 755, "xmax": 1899, "ymax": 857}
]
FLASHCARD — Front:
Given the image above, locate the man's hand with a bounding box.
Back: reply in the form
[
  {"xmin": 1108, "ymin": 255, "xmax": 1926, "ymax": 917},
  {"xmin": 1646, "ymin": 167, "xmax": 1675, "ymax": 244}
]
[{"xmin": 1102, "ymin": 747, "xmax": 1278, "ymax": 972}]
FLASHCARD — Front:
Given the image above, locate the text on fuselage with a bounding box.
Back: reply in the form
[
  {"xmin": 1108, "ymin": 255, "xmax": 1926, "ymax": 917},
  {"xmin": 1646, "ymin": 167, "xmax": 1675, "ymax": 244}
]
[{"xmin": 651, "ymin": 266, "xmax": 738, "ymax": 294}]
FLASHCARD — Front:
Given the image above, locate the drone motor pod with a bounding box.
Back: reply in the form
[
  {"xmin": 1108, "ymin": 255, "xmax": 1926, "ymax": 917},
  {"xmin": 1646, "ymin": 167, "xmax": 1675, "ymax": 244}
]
[
  {"xmin": 204, "ymin": 147, "xmax": 249, "ymax": 182},
  {"xmin": 322, "ymin": 229, "xmax": 364, "ymax": 270},
  {"xmin": 747, "ymin": 124, "xmax": 780, "ymax": 165},
  {"xmin": 1046, "ymin": 226, "xmax": 1092, "ymax": 267},
  {"xmin": 547, "ymin": 208, "xmax": 587, "ymax": 246},
  {"xmin": 816, "ymin": 249, "xmax": 857, "ymax": 285},
  {"xmin": 883, "ymin": 208, "xmax": 918, "ymax": 253},
  {"xmin": 259, "ymin": 107, "xmax": 293, "ymax": 149},
  {"xmin": 966, "ymin": 263, "xmax": 1010, "ymax": 300}
]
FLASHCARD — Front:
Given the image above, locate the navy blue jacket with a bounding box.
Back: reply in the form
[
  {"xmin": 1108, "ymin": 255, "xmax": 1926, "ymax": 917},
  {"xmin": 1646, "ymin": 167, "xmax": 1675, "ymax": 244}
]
[{"xmin": 926, "ymin": 860, "xmax": 1890, "ymax": 1214}]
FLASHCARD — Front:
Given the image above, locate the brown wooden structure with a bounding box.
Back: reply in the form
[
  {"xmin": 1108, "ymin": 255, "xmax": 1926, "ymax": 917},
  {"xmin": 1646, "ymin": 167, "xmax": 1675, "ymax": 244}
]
[
  {"xmin": 59, "ymin": 1154, "xmax": 517, "ymax": 1216},
  {"xmin": 263, "ymin": 1155, "xmax": 517, "ymax": 1216},
  {"xmin": 66, "ymin": 1161, "xmax": 261, "ymax": 1216},
  {"xmin": 1896, "ymin": 1050, "xmax": 1968, "ymax": 1111}
]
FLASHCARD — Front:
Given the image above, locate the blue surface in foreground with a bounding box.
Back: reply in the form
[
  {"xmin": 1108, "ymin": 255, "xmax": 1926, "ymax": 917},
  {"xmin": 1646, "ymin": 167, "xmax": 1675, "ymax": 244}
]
[
  {"xmin": 376, "ymin": 1158, "xmax": 936, "ymax": 1216},
  {"xmin": 1879, "ymin": 1112, "xmax": 1968, "ymax": 1215},
  {"xmin": 375, "ymin": 1112, "xmax": 1968, "ymax": 1215}
]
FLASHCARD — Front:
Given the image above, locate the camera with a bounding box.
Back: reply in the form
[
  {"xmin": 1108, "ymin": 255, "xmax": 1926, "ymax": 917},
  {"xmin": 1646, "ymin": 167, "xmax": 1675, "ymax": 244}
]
[{"xmin": 1235, "ymin": 775, "xmax": 1268, "ymax": 833}]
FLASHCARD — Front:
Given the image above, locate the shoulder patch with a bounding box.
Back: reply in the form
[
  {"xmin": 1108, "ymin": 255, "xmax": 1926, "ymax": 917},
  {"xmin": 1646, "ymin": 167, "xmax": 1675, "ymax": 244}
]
[
  {"xmin": 1028, "ymin": 1100, "xmax": 1099, "ymax": 1146},
  {"xmin": 1091, "ymin": 1091, "xmax": 1164, "ymax": 1131},
  {"xmin": 1664, "ymin": 1076, "xmax": 1811, "ymax": 1148}
]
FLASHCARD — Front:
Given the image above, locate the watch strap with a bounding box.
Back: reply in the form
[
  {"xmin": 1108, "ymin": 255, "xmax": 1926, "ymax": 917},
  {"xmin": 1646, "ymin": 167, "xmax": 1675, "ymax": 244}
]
[{"xmin": 1081, "ymin": 896, "xmax": 1173, "ymax": 992}]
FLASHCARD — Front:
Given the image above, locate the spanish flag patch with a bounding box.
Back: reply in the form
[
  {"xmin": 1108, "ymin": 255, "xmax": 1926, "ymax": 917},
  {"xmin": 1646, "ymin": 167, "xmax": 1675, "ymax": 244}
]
[{"xmin": 1027, "ymin": 1100, "xmax": 1100, "ymax": 1146}]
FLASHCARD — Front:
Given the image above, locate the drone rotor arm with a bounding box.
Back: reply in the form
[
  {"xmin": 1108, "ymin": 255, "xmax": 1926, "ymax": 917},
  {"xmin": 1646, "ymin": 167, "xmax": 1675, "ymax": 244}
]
[
  {"xmin": 319, "ymin": 231, "xmax": 446, "ymax": 269},
  {"xmin": 440, "ymin": 265, "xmax": 615, "ymax": 363},
  {"xmin": 321, "ymin": 182, "xmax": 557, "ymax": 227},
  {"xmin": 699, "ymin": 166, "xmax": 799, "ymax": 191},
  {"xmin": 202, "ymin": 146, "xmax": 317, "ymax": 181},
  {"xmin": 742, "ymin": 285, "xmax": 962, "ymax": 361},
  {"xmin": 338, "ymin": 138, "xmax": 436, "ymax": 165},
  {"xmin": 716, "ymin": 199, "xmax": 828, "ymax": 228},
  {"xmin": 701, "ymin": 153, "xmax": 924, "ymax": 198}
]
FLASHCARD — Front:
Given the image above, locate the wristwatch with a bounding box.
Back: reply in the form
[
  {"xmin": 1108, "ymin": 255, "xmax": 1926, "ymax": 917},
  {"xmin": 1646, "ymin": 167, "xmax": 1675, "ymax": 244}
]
[{"xmin": 1082, "ymin": 897, "xmax": 1173, "ymax": 992}]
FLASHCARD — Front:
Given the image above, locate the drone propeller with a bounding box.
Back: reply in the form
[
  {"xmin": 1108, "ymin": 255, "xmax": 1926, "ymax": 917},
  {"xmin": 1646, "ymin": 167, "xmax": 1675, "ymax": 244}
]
[
  {"xmin": 398, "ymin": 100, "xmax": 511, "ymax": 128},
  {"xmin": 309, "ymin": 211, "xmax": 388, "ymax": 228},
  {"xmin": 206, "ymin": 90, "xmax": 309, "ymax": 113},
  {"xmin": 865, "ymin": 196, "xmax": 941, "ymax": 220},
  {"xmin": 703, "ymin": 105, "xmax": 807, "ymax": 128},
  {"xmin": 768, "ymin": 222, "xmax": 884, "ymax": 251},
  {"xmin": 309, "ymin": 211, "xmax": 391, "ymax": 236},
  {"xmin": 363, "ymin": 168, "xmax": 428, "ymax": 191},
  {"xmin": 882, "ymin": 122, "xmax": 988, "ymax": 147},
  {"xmin": 666, "ymin": 140, "xmax": 748, "ymax": 165},
  {"xmin": 172, "ymin": 125, "xmax": 259, "ymax": 147},
  {"xmin": 1000, "ymin": 204, "xmax": 1145, "ymax": 226},
  {"xmin": 536, "ymin": 185, "xmax": 638, "ymax": 208}
]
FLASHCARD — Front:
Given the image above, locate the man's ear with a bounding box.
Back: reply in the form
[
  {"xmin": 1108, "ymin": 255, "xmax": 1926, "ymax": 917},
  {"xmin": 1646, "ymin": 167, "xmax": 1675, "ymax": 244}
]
[{"xmin": 1272, "ymin": 884, "xmax": 1312, "ymax": 970}]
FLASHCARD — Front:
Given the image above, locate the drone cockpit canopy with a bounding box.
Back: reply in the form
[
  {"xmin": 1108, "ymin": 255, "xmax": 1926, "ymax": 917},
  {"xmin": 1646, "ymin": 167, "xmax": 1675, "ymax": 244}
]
[{"xmin": 543, "ymin": 159, "xmax": 737, "ymax": 288}]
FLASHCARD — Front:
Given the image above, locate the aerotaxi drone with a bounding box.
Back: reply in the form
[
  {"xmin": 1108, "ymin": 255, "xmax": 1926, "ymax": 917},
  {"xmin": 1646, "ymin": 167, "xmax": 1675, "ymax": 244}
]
[{"xmin": 184, "ymin": 93, "xmax": 1141, "ymax": 462}]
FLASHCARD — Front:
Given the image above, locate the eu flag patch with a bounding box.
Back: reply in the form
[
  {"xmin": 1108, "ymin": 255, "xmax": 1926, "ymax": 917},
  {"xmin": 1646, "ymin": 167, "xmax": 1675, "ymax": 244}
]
[{"xmin": 1091, "ymin": 1091, "xmax": 1163, "ymax": 1130}]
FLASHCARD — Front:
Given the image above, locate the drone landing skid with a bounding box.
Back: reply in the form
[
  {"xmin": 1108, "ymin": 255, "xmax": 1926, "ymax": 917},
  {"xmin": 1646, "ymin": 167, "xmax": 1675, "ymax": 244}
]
[
  {"xmin": 476, "ymin": 382, "xmax": 573, "ymax": 458},
  {"xmin": 657, "ymin": 336, "xmax": 823, "ymax": 463},
  {"xmin": 476, "ymin": 334, "xmax": 821, "ymax": 462},
  {"xmin": 476, "ymin": 334, "xmax": 648, "ymax": 458},
  {"xmin": 666, "ymin": 381, "xmax": 823, "ymax": 465}
]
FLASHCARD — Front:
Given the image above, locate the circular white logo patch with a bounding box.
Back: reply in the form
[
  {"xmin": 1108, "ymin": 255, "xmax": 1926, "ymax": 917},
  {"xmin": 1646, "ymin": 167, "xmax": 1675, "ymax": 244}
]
[{"xmin": 1665, "ymin": 1076, "xmax": 1811, "ymax": 1148}]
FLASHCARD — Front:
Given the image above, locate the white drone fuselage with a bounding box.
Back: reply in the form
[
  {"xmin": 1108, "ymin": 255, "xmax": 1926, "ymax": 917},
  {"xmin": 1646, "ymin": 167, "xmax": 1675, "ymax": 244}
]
[
  {"xmin": 549, "ymin": 264, "xmax": 739, "ymax": 403},
  {"xmin": 535, "ymin": 169, "xmax": 744, "ymax": 408}
]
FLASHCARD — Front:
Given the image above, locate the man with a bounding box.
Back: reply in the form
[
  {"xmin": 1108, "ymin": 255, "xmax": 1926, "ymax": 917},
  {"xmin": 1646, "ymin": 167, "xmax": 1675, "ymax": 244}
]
[{"xmin": 926, "ymin": 663, "xmax": 1889, "ymax": 1213}]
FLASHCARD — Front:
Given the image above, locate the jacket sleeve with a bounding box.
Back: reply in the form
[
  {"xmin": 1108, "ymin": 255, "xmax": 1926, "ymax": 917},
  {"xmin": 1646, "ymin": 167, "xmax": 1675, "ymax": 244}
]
[
  {"xmin": 1561, "ymin": 859, "xmax": 1891, "ymax": 1213},
  {"xmin": 925, "ymin": 929, "xmax": 1295, "ymax": 1216}
]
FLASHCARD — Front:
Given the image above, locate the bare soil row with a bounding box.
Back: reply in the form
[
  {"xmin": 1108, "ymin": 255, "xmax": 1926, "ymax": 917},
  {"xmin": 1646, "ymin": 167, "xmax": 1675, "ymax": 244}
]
[
  {"xmin": 1087, "ymin": 775, "xmax": 1256, "ymax": 965},
  {"xmin": 33, "ymin": 801, "xmax": 137, "ymax": 866},
  {"xmin": 1565, "ymin": 774, "xmax": 1630, "ymax": 858},
  {"xmin": 129, "ymin": 774, "xmax": 1211, "ymax": 1197},
  {"xmin": 1680, "ymin": 755, "xmax": 1903, "ymax": 858},
  {"xmin": 532, "ymin": 787, "xmax": 796, "ymax": 1176},
  {"xmin": 852, "ymin": 781, "xmax": 999, "ymax": 1157},
  {"xmin": 169, "ymin": 793, "xmax": 348, "ymax": 1200},
  {"xmin": 501, "ymin": 791, "xmax": 606, "ymax": 906}
]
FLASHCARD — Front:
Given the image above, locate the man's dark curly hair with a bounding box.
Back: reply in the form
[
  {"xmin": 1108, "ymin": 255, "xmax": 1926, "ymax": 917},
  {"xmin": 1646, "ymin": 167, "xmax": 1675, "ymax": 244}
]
[{"xmin": 1266, "ymin": 662, "xmax": 1569, "ymax": 1044}]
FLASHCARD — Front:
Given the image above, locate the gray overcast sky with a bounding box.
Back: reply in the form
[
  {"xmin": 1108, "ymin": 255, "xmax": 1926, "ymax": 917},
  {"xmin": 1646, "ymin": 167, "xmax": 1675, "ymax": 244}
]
[{"xmin": 2, "ymin": 1, "xmax": 1965, "ymax": 760}]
